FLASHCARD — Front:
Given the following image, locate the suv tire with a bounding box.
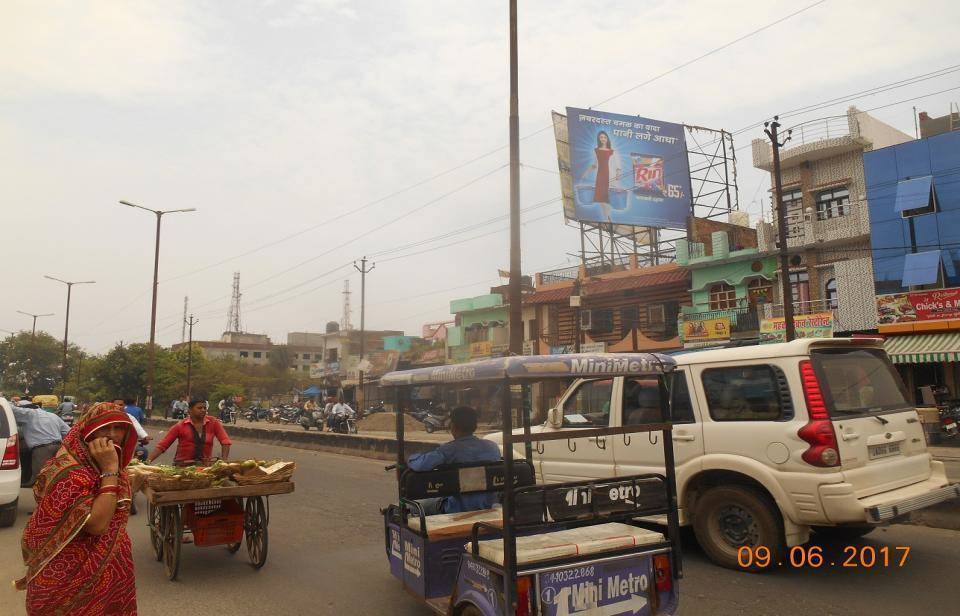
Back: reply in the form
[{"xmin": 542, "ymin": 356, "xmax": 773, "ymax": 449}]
[
  {"xmin": 811, "ymin": 525, "xmax": 875, "ymax": 541},
  {"xmin": 0, "ymin": 497, "xmax": 18, "ymax": 528},
  {"xmin": 693, "ymin": 485, "xmax": 784, "ymax": 572}
]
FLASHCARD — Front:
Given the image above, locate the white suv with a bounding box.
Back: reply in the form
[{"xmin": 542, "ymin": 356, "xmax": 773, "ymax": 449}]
[
  {"xmin": 488, "ymin": 339, "xmax": 960, "ymax": 570},
  {"xmin": 1, "ymin": 397, "xmax": 22, "ymax": 527}
]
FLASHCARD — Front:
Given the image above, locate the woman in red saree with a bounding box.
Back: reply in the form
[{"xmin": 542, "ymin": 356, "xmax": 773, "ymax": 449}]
[{"xmin": 16, "ymin": 401, "xmax": 138, "ymax": 616}]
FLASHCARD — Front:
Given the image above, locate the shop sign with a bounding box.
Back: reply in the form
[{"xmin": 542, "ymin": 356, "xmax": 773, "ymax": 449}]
[
  {"xmin": 522, "ymin": 340, "xmax": 535, "ymax": 356},
  {"xmin": 581, "ymin": 341, "xmax": 607, "ymax": 354},
  {"xmin": 760, "ymin": 312, "xmax": 833, "ymax": 344},
  {"xmin": 550, "ymin": 345, "xmax": 573, "ymax": 355},
  {"xmin": 469, "ymin": 341, "xmax": 493, "ymax": 357},
  {"xmin": 490, "ymin": 344, "xmax": 509, "ymax": 358},
  {"xmin": 681, "ymin": 317, "xmax": 730, "ymax": 343},
  {"xmin": 877, "ymin": 288, "xmax": 960, "ymax": 325}
]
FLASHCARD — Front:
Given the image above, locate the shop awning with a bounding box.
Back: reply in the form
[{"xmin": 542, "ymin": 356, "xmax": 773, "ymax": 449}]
[
  {"xmin": 902, "ymin": 250, "xmax": 943, "ymax": 287},
  {"xmin": 884, "ymin": 332, "xmax": 960, "ymax": 364},
  {"xmin": 894, "ymin": 175, "xmax": 934, "ymax": 213}
]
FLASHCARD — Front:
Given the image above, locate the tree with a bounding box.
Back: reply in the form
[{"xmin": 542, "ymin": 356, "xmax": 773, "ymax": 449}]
[{"xmin": 0, "ymin": 331, "xmax": 82, "ymax": 395}]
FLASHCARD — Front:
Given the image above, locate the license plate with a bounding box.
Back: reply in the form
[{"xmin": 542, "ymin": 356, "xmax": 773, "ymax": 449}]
[{"xmin": 869, "ymin": 442, "xmax": 902, "ymax": 460}]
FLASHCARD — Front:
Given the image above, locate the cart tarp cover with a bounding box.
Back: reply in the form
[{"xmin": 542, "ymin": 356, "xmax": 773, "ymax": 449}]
[{"xmin": 381, "ymin": 353, "xmax": 675, "ymax": 386}]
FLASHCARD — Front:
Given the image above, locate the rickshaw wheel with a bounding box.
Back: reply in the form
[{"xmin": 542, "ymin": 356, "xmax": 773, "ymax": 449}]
[
  {"xmin": 245, "ymin": 496, "xmax": 269, "ymax": 569},
  {"xmin": 149, "ymin": 503, "xmax": 164, "ymax": 561},
  {"xmin": 161, "ymin": 506, "xmax": 182, "ymax": 581}
]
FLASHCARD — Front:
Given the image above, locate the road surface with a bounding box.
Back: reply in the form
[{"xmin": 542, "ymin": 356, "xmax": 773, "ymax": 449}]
[{"xmin": 1, "ymin": 438, "xmax": 957, "ymax": 615}]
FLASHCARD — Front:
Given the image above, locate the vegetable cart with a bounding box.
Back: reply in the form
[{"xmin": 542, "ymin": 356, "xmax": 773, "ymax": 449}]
[{"xmin": 143, "ymin": 481, "xmax": 295, "ymax": 581}]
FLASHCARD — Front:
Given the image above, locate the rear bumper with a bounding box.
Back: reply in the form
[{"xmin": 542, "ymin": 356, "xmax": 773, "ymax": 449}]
[
  {"xmin": 0, "ymin": 470, "xmax": 21, "ymax": 506},
  {"xmin": 864, "ymin": 483, "xmax": 960, "ymax": 523}
]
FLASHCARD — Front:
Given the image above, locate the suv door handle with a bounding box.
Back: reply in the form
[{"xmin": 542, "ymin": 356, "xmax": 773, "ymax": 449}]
[
  {"xmin": 674, "ymin": 433, "xmax": 696, "ymax": 442},
  {"xmin": 841, "ymin": 432, "xmax": 860, "ymax": 441}
]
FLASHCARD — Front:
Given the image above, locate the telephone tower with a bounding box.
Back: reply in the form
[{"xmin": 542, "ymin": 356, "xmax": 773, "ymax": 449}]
[
  {"xmin": 226, "ymin": 272, "xmax": 243, "ymax": 333},
  {"xmin": 181, "ymin": 296, "xmax": 188, "ymax": 342},
  {"xmin": 341, "ymin": 280, "xmax": 353, "ymax": 331}
]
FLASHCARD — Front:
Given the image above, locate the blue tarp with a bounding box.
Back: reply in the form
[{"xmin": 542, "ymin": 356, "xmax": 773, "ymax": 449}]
[
  {"xmin": 300, "ymin": 385, "xmax": 323, "ymax": 396},
  {"xmin": 894, "ymin": 176, "xmax": 934, "ymax": 213},
  {"xmin": 902, "ymin": 250, "xmax": 942, "ymax": 286}
]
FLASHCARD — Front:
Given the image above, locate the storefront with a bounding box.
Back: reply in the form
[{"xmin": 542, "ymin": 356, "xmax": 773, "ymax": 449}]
[{"xmin": 884, "ymin": 332, "xmax": 960, "ymax": 404}]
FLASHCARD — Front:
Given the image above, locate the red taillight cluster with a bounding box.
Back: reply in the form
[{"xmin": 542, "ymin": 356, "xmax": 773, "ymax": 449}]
[
  {"xmin": 515, "ymin": 575, "xmax": 533, "ymax": 616},
  {"xmin": 798, "ymin": 360, "xmax": 840, "ymax": 467},
  {"xmin": 1, "ymin": 434, "xmax": 19, "ymax": 470},
  {"xmin": 653, "ymin": 554, "xmax": 672, "ymax": 593}
]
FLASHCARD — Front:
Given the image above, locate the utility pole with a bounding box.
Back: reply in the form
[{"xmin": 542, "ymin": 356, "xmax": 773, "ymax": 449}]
[
  {"xmin": 181, "ymin": 296, "xmax": 188, "ymax": 343},
  {"xmin": 353, "ymin": 257, "xmax": 375, "ymax": 410},
  {"xmin": 570, "ymin": 279, "xmax": 582, "ymax": 353},
  {"xmin": 119, "ymin": 200, "xmax": 196, "ymax": 416},
  {"xmin": 764, "ymin": 117, "xmax": 796, "ymax": 342},
  {"xmin": 75, "ymin": 352, "xmax": 83, "ymax": 393},
  {"xmin": 44, "ymin": 276, "xmax": 95, "ymax": 396},
  {"xmin": 185, "ymin": 314, "xmax": 198, "ymax": 399},
  {"xmin": 17, "ymin": 311, "xmax": 54, "ymax": 339},
  {"xmin": 507, "ymin": 0, "xmax": 523, "ymax": 356}
]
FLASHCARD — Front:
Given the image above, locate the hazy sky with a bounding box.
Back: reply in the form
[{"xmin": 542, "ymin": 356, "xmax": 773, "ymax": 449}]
[{"xmin": 4, "ymin": 0, "xmax": 960, "ymax": 353}]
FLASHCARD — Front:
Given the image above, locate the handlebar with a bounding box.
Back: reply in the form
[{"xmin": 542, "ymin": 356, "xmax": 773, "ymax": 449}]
[{"xmin": 384, "ymin": 464, "xmax": 397, "ymax": 472}]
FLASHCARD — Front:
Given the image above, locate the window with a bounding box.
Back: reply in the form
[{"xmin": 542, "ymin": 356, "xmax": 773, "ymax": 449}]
[
  {"xmin": 620, "ymin": 306, "xmax": 639, "ymax": 336},
  {"xmin": 239, "ymin": 351, "xmax": 249, "ymax": 358},
  {"xmin": 815, "ymin": 187, "xmax": 850, "ymax": 221},
  {"xmin": 701, "ymin": 365, "xmax": 792, "ymax": 421},
  {"xmin": 622, "ymin": 377, "xmax": 663, "ymax": 424},
  {"xmin": 747, "ymin": 278, "xmax": 773, "ymax": 307},
  {"xmin": 253, "ymin": 351, "xmax": 262, "ymax": 359},
  {"xmin": 812, "ymin": 349, "xmax": 910, "ymax": 416},
  {"xmin": 789, "ymin": 270, "xmax": 810, "ymax": 307},
  {"xmin": 590, "ymin": 309, "xmax": 614, "ymax": 334},
  {"xmin": 708, "ymin": 282, "xmax": 737, "ymax": 311},
  {"xmin": 781, "ymin": 187, "xmax": 804, "ymax": 237},
  {"xmin": 465, "ymin": 325, "xmax": 488, "ymax": 344},
  {"xmin": 327, "ymin": 349, "xmax": 339, "ymax": 363},
  {"xmin": 670, "ymin": 372, "xmax": 695, "ymax": 423},
  {"xmin": 302, "ymin": 353, "xmax": 311, "ymax": 360},
  {"xmin": 825, "ymin": 278, "xmax": 838, "ymax": 309},
  {"xmin": 302, "ymin": 365, "xmax": 310, "ymax": 372},
  {"xmin": 895, "ymin": 176, "xmax": 937, "ymax": 218},
  {"xmin": 527, "ymin": 318, "xmax": 538, "ymax": 340},
  {"xmin": 561, "ymin": 378, "xmax": 614, "ymax": 427},
  {"xmin": 647, "ymin": 304, "xmax": 665, "ymax": 326}
]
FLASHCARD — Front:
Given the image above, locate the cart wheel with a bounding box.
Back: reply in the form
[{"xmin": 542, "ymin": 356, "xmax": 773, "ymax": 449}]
[
  {"xmin": 245, "ymin": 496, "xmax": 269, "ymax": 569},
  {"xmin": 161, "ymin": 506, "xmax": 182, "ymax": 581},
  {"xmin": 149, "ymin": 504, "xmax": 164, "ymax": 562}
]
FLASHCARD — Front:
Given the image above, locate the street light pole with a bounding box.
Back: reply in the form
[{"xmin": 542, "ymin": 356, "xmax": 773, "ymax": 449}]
[
  {"xmin": 44, "ymin": 276, "xmax": 94, "ymax": 396},
  {"xmin": 507, "ymin": 0, "xmax": 523, "ymax": 356},
  {"xmin": 185, "ymin": 314, "xmax": 198, "ymax": 399},
  {"xmin": 17, "ymin": 311, "xmax": 54, "ymax": 339},
  {"xmin": 763, "ymin": 117, "xmax": 796, "ymax": 341},
  {"xmin": 120, "ymin": 200, "xmax": 196, "ymax": 416},
  {"xmin": 353, "ymin": 256, "xmax": 375, "ymax": 411}
]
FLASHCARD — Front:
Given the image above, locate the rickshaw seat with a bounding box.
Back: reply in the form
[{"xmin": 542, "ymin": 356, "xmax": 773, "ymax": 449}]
[
  {"xmin": 399, "ymin": 460, "xmax": 535, "ymax": 500},
  {"xmin": 472, "ymin": 523, "xmax": 664, "ymax": 566},
  {"xmin": 406, "ymin": 508, "xmax": 504, "ymax": 539}
]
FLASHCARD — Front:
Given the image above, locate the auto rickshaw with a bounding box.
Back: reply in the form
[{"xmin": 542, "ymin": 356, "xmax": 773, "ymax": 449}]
[
  {"xmin": 31, "ymin": 395, "xmax": 59, "ymax": 412},
  {"xmin": 382, "ymin": 353, "xmax": 682, "ymax": 615}
]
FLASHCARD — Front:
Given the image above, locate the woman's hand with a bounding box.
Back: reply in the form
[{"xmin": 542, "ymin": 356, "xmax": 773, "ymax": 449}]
[{"xmin": 88, "ymin": 437, "xmax": 120, "ymax": 473}]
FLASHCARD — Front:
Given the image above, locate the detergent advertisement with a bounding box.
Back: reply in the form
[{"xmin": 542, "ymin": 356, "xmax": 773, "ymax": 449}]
[{"xmin": 566, "ymin": 107, "xmax": 692, "ymax": 229}]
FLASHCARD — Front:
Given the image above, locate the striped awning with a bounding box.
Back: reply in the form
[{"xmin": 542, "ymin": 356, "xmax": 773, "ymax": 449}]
[{"xmin": 884, "ymin": 332, "xmax": 960, "ymax": 364}]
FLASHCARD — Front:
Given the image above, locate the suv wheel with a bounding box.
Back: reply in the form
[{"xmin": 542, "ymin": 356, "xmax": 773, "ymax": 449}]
[
  {"xmin": 693, "ymin": 485, "xmax": 784, "ymax": 572},
  {"xmin": 0, "ymin": 497, "xmax": 18, "ymax": 528},
  {"xmin": 811, "ymin": 525, "xmax": 875, "ymax": 541}
]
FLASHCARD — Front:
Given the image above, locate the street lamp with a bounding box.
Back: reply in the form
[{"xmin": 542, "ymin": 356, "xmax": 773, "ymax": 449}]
[
  {"xmin": 119, "ymin": 200, "xmax": 196, "ymax": 415},
  {"xmin": 16, "ymin": 310, "xmax": 54, "ymax": 339},
  {"xmin": 44, "ymin": 276, "xmax": 95, "ymax": 396}
]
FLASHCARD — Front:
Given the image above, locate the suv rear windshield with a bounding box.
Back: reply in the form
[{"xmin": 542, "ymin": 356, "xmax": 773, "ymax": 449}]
[
  {"xmin": 811, "ymin": 348, "xmax": 911, "ymax": 417},
  {"xmin": 0, "ymin": 405, "xmax": 9, "ymax": 438}
]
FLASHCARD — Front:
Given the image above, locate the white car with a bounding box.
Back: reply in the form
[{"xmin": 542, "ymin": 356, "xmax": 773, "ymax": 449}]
[
  {"xmin": 1, "ymin": 397, "xmax": 22, "ymax": 527},
  {"xmin": 488, "ymin": 339, "xmax": 960, "ymax": 570}
]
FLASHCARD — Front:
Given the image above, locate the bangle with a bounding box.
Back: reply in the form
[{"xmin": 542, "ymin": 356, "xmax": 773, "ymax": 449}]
[
  {"xmin": 99, "ymin": 471, "xmax": 120, "ymax": 479},
  {"xmin": 98, "ymin": 485, "xmax": 120, "ymax": 496}
]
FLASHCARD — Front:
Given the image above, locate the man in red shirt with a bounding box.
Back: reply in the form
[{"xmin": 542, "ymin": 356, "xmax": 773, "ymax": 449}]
[{"xmin": 149, "ymin": 399, "xmax": 232, "ymax": 466}]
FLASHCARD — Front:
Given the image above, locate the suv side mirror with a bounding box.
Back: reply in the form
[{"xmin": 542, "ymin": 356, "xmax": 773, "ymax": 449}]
[{"xmin": 547, "ymin": 407, "xmax": 563, "ymax": 428}]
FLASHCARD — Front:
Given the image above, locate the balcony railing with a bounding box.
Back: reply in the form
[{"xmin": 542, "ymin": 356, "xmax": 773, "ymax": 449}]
[
  {"xmin": 762, "ymin": 298, "xmax": 836, "ymax": 319},
  {"xmin": 785, "ymin": 116, "xmax": 852, "ymax": 149},
  {"xmin": 679, "ymin": 304, "xmax": 761, "ymax": 334}
]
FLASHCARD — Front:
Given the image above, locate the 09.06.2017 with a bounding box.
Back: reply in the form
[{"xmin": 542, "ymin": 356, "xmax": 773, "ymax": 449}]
[{"xmin": 737, "ymin": 545, "xmax": 911, "ymax": 569}]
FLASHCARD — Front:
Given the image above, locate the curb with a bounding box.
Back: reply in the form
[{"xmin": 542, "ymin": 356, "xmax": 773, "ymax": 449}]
[
  {"xmin": 143, "ymin": 418, "xmax": 437, "ymax": 462},
  {"xmin": 907, "ymin": 500, "xmax": 960, "ymax": 531}
]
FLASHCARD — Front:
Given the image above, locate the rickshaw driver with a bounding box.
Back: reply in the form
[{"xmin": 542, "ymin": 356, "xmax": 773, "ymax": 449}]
[{"xmin": 407, "ymin": 406, "xmax": 500, "ymax": 514}]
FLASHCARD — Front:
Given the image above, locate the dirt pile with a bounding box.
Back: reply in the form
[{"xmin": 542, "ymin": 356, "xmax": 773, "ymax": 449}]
[{"xmin": 358, "ymin": 412, "xmax": 422, "ymax": 432}]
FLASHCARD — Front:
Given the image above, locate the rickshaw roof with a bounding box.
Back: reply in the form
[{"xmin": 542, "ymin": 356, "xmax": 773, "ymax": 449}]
[{"xmin": 381, "ymin": 353, "xmax": 675, "ymax": 387}]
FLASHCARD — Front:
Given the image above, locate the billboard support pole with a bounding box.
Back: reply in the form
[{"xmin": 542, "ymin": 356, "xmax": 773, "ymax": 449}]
[
  {"xmin": 507, "ymin": 0, "xmax": 523, "ymax": 360},
  {"xmin": 579, "ymin": 222, "xmax": 587, "ymax": 264},
  {"xmin": 764, "ymin": 116, "xmax": 796, "ymax": 342}
]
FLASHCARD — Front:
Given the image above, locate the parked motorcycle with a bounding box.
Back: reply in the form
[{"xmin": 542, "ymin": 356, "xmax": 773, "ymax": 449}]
[
  {"xmin": 243, "ymin": 405, "xmax": 270, "ymax": 422},
  {"xmin": 421, "ymin": 412, "xmax": 449, "ymax": 434},
  {"xmin": 277, "ymin": 405, "xmax": 302, "ymax": 425},
  {"xmin": 365, "ymin": 400, "xmax": 386, "ymax": 414},
  {"xmin": 300, "ymin": 410, "xmax": 325, "ymax": 431},
  {"xmin": 941, "ymin": 406, "xmax": 960, "ymax": 439}
]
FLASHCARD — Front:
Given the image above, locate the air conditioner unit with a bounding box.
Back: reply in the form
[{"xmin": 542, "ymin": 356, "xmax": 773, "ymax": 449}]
[{"xmin": 580, "ymin": 309, "xmax": 593, "ymax": 331}]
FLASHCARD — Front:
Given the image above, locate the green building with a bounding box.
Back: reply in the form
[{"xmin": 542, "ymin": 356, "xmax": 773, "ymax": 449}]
[{"xmin": 446, "ymin": 293, "xmax": 509, "ymax": 363}]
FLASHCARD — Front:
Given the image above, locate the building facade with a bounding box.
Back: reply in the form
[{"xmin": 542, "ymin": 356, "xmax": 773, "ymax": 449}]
[
  {"xmin": 751, "ymin": 106, "xmax": 913, "ymax": 335},
  {"xmin": 446, "ymin": 294, "xmax": 510, "ymax": 363},
  {"xmin": 864, "ymin": 124, "xmax": 960, "ymax": 402}
]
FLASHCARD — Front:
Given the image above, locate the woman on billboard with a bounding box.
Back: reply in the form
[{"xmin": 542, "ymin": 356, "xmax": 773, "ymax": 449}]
[{"xmin": 581, "ymin": 131, "xmax": 621, "ymax": 222}]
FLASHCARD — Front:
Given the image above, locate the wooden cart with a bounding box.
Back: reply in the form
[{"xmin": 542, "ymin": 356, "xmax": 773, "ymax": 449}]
[{"xmin": 143, "ymin": 481, "xmax": 295, "ymax": 581}]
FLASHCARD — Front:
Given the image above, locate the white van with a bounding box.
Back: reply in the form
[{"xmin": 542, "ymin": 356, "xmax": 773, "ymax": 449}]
[{"xmin": 487, "ymin": 339, "xmax": 960, "ymax": 570}]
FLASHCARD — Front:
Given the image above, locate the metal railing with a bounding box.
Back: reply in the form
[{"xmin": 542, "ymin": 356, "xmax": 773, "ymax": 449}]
[
  {"xmin": 786, "ymin": 116, "xmax": 852, "ymax": 149},
  {"xmin": 679, "ymin": 304, "xmax": 761, "ymax": 334}
]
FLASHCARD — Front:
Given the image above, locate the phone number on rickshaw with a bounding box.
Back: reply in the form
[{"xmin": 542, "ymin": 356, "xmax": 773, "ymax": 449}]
[{"xmin": 542, "ymin": 566, "xmax": 596, "ymax": 584}]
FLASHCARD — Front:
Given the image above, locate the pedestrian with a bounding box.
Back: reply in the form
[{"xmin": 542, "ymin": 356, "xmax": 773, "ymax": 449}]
[
  {"xmin": 15, "ymin": 401, "xmax": 138, "ymax": 615},
  {"xmin": 123, "ymin": 398, "xmax": 145, "ymax": 423},
  {"xmin": 11, "ymin": 402, "xmax": 70, "ymax": 487},
  {"xmin": 148, "ymin": 399, "xmax": 232, "ymax": 466}
]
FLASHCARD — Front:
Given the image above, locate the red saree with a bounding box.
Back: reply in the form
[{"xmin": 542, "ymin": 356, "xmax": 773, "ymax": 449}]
[{"xmin": 16, "ymin": 402, "xmax": 138, "ymax": 616}]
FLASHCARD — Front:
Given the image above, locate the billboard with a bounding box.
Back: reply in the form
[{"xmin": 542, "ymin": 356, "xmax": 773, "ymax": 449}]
[
  {"xmin": 877, "ymin": 288, "xmax": 960, "ymax": 325},
  {"xmin": 760, "ymin": 313, "xmax": 833, "ymax": 344},
  {"xmin": 564, "ymin": 107, "xmax": 692, "ymax": 228},
  {"xmin": 680, "ymin": 316, "xmax": 731, "ymax": 344}
]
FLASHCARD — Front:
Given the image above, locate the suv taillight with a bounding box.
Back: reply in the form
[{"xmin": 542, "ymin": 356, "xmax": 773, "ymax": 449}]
[
  {"xmin": 1, "ymin": 434, "xmax": 19, "ymax": 470},
  {"xmin": 798, "ymin": 360, "xmax": 840, "ymax": 467}
]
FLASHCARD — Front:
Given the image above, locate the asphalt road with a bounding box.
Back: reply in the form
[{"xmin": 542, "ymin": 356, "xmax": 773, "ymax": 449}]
[{"xmin": 1, "ymin": 438, "xmax": 958, "ymax": 616}]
